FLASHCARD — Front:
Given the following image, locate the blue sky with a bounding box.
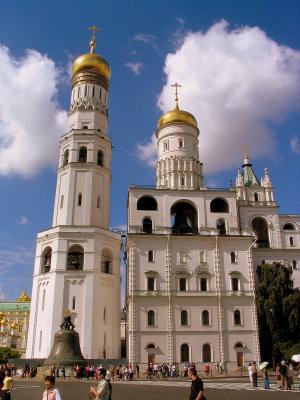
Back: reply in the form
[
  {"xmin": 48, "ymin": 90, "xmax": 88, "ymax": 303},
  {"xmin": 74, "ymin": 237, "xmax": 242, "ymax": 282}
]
[{"xmin": 0, "ymin": 0, "xmax": 299, "ymax": 300}]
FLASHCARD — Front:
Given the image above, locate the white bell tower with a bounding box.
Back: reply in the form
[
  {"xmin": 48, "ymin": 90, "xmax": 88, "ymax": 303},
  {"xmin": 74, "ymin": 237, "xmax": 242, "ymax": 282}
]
[{"xmin": 26, "ymin": 28, "xmax": 121, "ymax": 360}]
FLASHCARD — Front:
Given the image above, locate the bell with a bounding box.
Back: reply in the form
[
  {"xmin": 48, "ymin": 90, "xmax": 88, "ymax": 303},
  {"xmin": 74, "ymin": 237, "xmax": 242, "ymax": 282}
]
[
  {"xmin": 44, "ymin": 316, "xmax": 85, "ymax": 366},
  {"xmin": 172, "ymin": 212, "xmax": 193, "ymax": 234},
  {"xmin": 44, "ymin": 257, "xmax": 51, "ymax": 267},
  {"xmin": 70, "ymin": 254, "xmax": 80, "ymax": 268}
]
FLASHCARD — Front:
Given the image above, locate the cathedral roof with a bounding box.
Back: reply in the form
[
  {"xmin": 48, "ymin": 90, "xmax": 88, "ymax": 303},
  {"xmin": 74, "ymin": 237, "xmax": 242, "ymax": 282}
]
[
  {"xmin": 72, "ymin": 35, "xmax": 111, "ymax": 81},
  {"xmin": 157, "ymin": 105, "xmax": 198, "ymax": 130}
]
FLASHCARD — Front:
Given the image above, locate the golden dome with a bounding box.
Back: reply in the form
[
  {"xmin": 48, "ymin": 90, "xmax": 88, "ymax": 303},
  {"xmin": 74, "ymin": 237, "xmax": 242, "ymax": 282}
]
[
  {"xmin": 17, "ymin": 289, "xmax": 31, "ymax": 303},
  {"xmin": 157, "ymin": 106, "xmax": 198, "ymax": 130},
  {"xmin": 72, "ymin": 53, "xmax": 111, "ymax": 80}
]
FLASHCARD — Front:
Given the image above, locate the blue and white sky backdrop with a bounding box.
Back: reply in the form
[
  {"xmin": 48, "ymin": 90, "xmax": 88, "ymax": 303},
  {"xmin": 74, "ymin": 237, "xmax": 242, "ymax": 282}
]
[{"xmin": 0, "ymin": 0, "xmax": 299, "ymax": 301}]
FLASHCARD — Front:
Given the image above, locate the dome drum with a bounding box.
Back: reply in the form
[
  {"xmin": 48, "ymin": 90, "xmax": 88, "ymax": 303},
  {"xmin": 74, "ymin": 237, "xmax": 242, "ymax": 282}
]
[{"xmin": 72, "ymin": 70, "xmax": 109, "ymax": 90}]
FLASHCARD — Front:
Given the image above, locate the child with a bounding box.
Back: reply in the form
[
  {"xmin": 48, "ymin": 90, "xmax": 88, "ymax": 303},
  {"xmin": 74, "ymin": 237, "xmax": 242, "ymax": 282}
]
[{"xmin": 42, "ymin": 376, "xmax": 62, "ymax": 400}]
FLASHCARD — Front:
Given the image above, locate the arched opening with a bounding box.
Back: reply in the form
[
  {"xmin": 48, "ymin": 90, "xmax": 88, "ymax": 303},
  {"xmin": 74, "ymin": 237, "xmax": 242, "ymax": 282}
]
[
  {"xmin": 171, "ymin": 201, "xmax": 198, "ymax": 235},
  {"xmin": 137, "ymin": 196, "xmax": 158, "ymax": 211},
  {"xmin": 210, "ymin": 198, "xmax": 229, "ymax": 213},
  {"xmin": 202, "ymin": 310, "xmax": 210, "ymax": 326},
  {"xmin": 147, "ymin": 343, "xmax": 155, "ymax": 349},
  {"xmin": 235, "ymin": 342, "xmax": 244, "ymax": 366},
  {"xmin": 97, "ymin": 150, "xmax": 104, "ymax": 167},
  {"xmin": 283, "ymin": 223, "xmax": 295, "ymax": 230},
  {"xmin": 67, "ymin": 245, "xmax": 84, "ymax": 270},
  {"xmin": 41, "ymin": 247, "xmax": 52, "ymax": 273},
  {"xmin": 254, "ymin": 193, "xmax": 259, "ymax": 202},
  {"xmin": 234, "ymin": 310, "xmax": 241, "ymax": 325},
  {"xmin": 181, "ymin": 343, "xmax": 189, "ymax": 362},
  {"xmin": 148, "ymin": 250, "xmax": 154, "ymax": 262},
  {"xmin": 181, "ymin": 310, "xmax": 188, "ymax": 326},
  {"xmin": 252, "ymin": 217, "xmax": 269, "ymax": 248},
  {"xmin": 147, "ymin": 343, "xmax": 156, "ymax": 364},
  {"xmin": 101, "ymin": 248, "xmax": 113, "ymax": 274},
  {"xmin": 230, "ymin": 251, "xmax": 237, "ymax": 263},
  {"xmin": 78, "ymin": 146, "xmax": 87, "ymax": 163},
  {"xmin": 147, "ymin": 310, "xmax": 155, "ymax": 326},
  {"xmin": 216, "ymin": 218, "xmax": 226, "ymax": 235},
  {"xmin": 142, "ymin": 218, "xmax": 152, "ymax": 234},
  {"xmin": 63, "ymin": 149, "xmax": 69, "ymax": 166},
  {"xmin": 202, "ymin": 343, "xmax": 211, "ymax": 362}
]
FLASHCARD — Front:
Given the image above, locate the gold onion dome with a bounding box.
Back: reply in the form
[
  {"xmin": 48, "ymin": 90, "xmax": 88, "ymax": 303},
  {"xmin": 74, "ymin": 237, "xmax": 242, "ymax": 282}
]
[
  {"xmin": 157, "ymin": 105, "xmax": 198, "ymax": 130},
  {"xmin": 72, "ymin": 37, "xmax": 111, "ymax": 81},
  {"xmin": 17, "ymin": 289, "xmax": 31, "ymax": 303}
]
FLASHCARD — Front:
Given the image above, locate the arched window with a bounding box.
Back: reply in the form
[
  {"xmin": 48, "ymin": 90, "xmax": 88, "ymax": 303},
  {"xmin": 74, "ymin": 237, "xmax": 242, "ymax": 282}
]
[
  {"xmin": 97, "ymin": 150, "xmax": 104, "ymax": 167},
  {"xmin": 181, "ymin": 310, "xmax": 188, "ymax": 326},
  {"xmin": 82, "ymin": 125, "xmax": 88, "ymax": 129},
  {"xmin": 180, "ymin": 343, "xmax": 189, "ymax": 362},
  {"xmin": 292, "ymin": 260, "xmax": 298, "ymax": 270},
  {"xmin": 216, "ymin": 218, "xmax": 226, "ymax": 235},
  {"xmin": 148, "ymin": 250, "xmax": 154, "ymax": 262},
  {"xmin": 252, "ymin": 217, "xmax": 269, "ymax": 248},
  {"xmin": 283, "ymin": 223, "xmax": 295, "ymax": 230},
  {"xmin": 230, "ymin": 251, "xmax": 237, "ymax": 263},
  {"xmin": 63, "ymin": 149, "xmax": 69, "ymax": 166},
  {"xmin": 234, "ymin": 310, "xmax": 241, "ymax": 325},
  {"xmin": 254, "ymin": 193, "xmax": 259, "ymax": 202},
  {"xmin": 142, "ymin": 218, "xmax": 152, "ymax": 234},
  {"xmin": 60, "ymin": 195, "xmax": 64, "ymax": 209},
  {"xmin": 202, "ymin": 310, "xmax": 210, "ymax": 326},
  {"xmin": 77, "ymin": 193, "xmax": 82, "ymax": 206},
  {"xmin": 202, "ymin": 344, "xmax": 211, "ymax": 362},
  {"xmin": 72, "ymin": 296, "xmax": 76, "ymax": 310},
  {"xmin": 147, "ymin": 343, "xmax": 155, "ymax": 349},
  {"xmin": 137, "ymin": 196, "xmax": 158, "ymax": 211},
  {"xmin": 101, "ymin": 248, "xmax": 113, "ymax": 274},
  {"xmin": 92, "ymin": 86, "xmax": 95, "ymax": 97},
  {"xmin": 147, "ymin": 310, "xmax": 155, "ymax": 326},
  {"xmin": 41, "ymin": 247, "xmax": 52, "ymax": 273},
  {"xmin": 210, "ymin": 198, "xmax": 229, "ymax": 213},
  {"xmin": 290, "ymin": 236, "xmax": 295, "ymax": 246},
  {"xmin": 171, "ymin": 201, "xmax": 198, "ymax": 234},
  {"xmin": 97, "ymin": 196, "xmax": 100, "ymax": 208},
  {"xmin": 67, "ymin": 245, "xmax": 84, "ymax": 270},
  {"xmin": 78, "ymin": 146, "xmax": 87, "ymax": 163}
]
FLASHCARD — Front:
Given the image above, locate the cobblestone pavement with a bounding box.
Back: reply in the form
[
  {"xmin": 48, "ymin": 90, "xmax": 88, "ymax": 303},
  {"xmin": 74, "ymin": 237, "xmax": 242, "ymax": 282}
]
[{"xmin": 11, "ymin": 378, "xmax": 300, "ymax": 400}]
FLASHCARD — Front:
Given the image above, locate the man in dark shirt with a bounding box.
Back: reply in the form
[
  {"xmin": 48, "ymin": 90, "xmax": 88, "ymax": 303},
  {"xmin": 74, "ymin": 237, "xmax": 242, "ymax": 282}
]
[{"xmin": 189, "ymin": 367, "xmax": 206, "ymax": 400}]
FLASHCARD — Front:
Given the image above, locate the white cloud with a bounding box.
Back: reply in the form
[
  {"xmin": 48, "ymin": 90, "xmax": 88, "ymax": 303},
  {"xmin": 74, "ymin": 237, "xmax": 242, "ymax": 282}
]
[
  {"xmin": 0, "ymin": 246, "xmax": 34, "ymax": 270},
  {"xmin": 0, "ymin": 45, "xmax": 67, "ymax": 177},
  {"xmin": 290, "ymin": 135, "xmax": 300, "ymax": 154},
  {"xmin": 132, "ymin": 33, "xmax": 157, "ymax": 45},
  {"xmin": 136, "ymin": 133, "xmax": 157, "ymax": 167},
  {"xmin": 18, "ymin": 216, "xmax": 29, "ymax": 225},
  {"xmin": 125, "ymin": 62, "xmax": 144, "ymax": 76},
  {"xmin": 138, "ymin": 21, "xmax": 300, "ymax": 174}
]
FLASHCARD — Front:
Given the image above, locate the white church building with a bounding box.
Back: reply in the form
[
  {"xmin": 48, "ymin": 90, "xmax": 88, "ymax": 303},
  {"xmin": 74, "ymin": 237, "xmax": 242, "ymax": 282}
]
[
  {"xmin": 26, "ymin": 34, "xmax": 121, "ymax": 359},
  {"xmin": 126, "ymin": 95, "xmax": 300, "ymax": 368}
]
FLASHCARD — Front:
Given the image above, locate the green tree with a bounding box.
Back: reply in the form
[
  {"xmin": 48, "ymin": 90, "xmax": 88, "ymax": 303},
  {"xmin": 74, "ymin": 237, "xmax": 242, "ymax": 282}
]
[
  {"xmin": 0, "ymin": 347, "xmax": 21, "ymax": 363},
  {"xmin": 256, "ymin": 263, "xmax": 300, "ymax": 366}
]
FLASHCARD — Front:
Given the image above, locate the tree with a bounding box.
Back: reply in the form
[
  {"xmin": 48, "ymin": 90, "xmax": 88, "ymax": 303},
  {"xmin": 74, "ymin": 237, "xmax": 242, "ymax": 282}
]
[
  {"xmin": 256, "ymin": 263, "xmax": 300, "ymax": 366},
  {"xmin": 0, "ymin": 347, "xmax": 21, "ymax": 363}
]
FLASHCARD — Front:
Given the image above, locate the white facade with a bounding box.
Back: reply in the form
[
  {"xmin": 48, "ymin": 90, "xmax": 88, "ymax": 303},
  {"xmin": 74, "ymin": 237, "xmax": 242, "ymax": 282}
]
[
  {"xmin": 26, "ymin": 43, "xmax": 121, "ymax": 359},
  {"xmin": 127, "ymin": 107, "xmax": 300, "ymax": 369}
]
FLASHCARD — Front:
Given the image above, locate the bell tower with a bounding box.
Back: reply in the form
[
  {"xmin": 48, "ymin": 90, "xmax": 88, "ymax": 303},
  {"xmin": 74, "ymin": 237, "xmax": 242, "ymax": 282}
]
[{"xmin": 26, "ymin": 29, "xmax": 121, "ymax": 360}]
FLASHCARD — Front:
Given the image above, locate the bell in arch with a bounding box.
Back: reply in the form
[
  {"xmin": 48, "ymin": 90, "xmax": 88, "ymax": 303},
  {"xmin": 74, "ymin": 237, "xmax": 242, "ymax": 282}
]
[{"xmin": 172, "ymin": 211, "xmax": 193, "ymax": 234}]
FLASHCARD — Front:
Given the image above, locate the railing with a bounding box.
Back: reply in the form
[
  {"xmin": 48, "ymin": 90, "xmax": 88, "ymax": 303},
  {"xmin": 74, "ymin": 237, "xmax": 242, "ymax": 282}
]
[{"xmin": 128, "ymin": 226, "xmax": 252, "ymax": 237}]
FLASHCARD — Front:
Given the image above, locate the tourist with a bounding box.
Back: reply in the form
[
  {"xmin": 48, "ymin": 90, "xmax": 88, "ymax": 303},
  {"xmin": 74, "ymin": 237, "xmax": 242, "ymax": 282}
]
[
  {"xmin": 262, "ymin": 366, "xmax": 269, "ymax": 389},
  {"xmin": 252, "ymin": 362, "xmax": 258, "ymax": 387},
  {"xmin": 275, "ymin": 363, "xmax": 281, "ymax": 387},
  {"xmin": 279, "ymin": 360, "xmax": 287, "ymax": 389},
  {"xmin": 248, "ymin": 362, "xmax": 253, "ymax": 384},
  {"xmin": 90, "ymin": 368, "xmax": 110, "ymax": 400},
  {"xmin": 189, "ymin": 367, "xmax": 206, "ymax": 400},
  {"xmin": 1, "ymin": 369, "xmax": 13, "ymax": 400},
  {"xmin": 42, "ymin": 375, "xmax": 61, "ymax": 400}
]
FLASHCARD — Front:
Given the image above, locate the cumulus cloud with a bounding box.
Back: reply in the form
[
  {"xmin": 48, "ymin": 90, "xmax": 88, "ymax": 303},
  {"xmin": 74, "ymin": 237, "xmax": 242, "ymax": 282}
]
[
  {"xmin": 138, "ymin": 21, "xmax": 300, "ymax": 174},
  {"xmin": 290, "ymin": 135, "xmax": 300, "ymax": 154},
  {"xmin": 125, "ymin": 62, "xmax": 144, "ymax": 75},
  {"xmin": 0, "ymin": 45, "xmax": 67, "ymax": 177},
  {"xmin": 18, "ymin": 216, "xmax": 29, "ymax": 225},
  {"xmin": 137, "ymin": 133, "xmax": 157, "ymax": 167}
]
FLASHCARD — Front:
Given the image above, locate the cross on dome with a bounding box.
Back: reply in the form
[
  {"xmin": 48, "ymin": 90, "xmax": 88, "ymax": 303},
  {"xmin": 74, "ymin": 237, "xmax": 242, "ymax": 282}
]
[
  {"xmin": 88, "ymin": 25, "xmax": 101, "ymax": 54},
  {"xmin": 171, "ymin": 82, "xmax": 182, "ymax": 109}
]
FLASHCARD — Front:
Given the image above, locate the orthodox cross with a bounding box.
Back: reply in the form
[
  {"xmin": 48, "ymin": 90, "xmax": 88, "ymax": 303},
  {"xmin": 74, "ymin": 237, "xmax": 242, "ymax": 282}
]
[
  {"xmin": 88, "ymin": 25, "xmax": 100, "ymax": 53},
  {"xmin": 171, "ymin": 82, "xmax": 182, "ymax": 109}
]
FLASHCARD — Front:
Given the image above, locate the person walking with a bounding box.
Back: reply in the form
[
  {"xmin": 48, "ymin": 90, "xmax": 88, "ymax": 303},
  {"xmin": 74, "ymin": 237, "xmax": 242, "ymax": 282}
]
[
  {"xmin": 1, "ymin": 369, "xmax": 13, "ymax": 400},
  {"xmin": 42, "ymin": 376, "xmax": 61, "ymax": 400},
  {"xmin": 252, "ymin": 362, "xmax": 258, "ymax": 387},
  {"xmin": 247, "ymin": 362, "xmax": 253, "ymax": 384},
  {"xmin": 189, "ymin": 367, "xmax": 206, "ymax": 400},
  {"xmin": 262, "ymin": 367, "xmax": 269, "ymax": 390}
]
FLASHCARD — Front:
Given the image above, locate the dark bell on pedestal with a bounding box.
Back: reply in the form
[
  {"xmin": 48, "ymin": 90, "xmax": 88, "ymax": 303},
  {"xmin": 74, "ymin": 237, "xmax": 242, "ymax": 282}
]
[{"xmin": 44, "ymin": 315, "xmax": 85, "ymax": 366}]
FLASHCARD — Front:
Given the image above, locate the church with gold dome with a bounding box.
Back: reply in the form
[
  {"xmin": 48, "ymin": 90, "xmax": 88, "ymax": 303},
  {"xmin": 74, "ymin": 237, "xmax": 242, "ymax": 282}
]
[{"xmin": 0, "ymin": 290, "xmax": 31, "ymax": 355}]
